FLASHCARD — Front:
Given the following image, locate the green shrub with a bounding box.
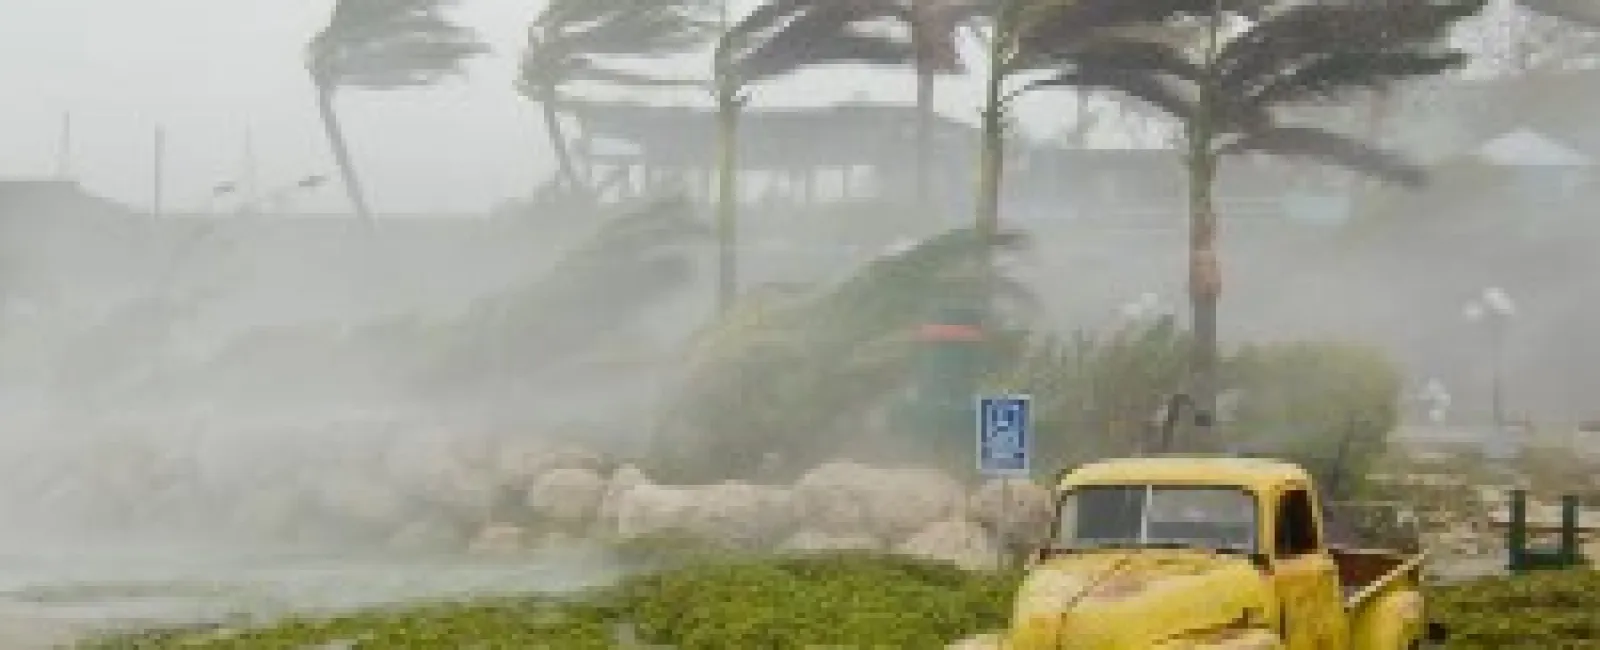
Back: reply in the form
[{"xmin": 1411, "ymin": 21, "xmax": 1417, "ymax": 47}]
[
  {"xmin": 80, "ymin": 553, "xmax": 1022, "ymax": 650},
  {"xmin": 1226, "ymin": 341, "xmax": 1402, "ymax": 502},
  {"xmin": 1431, "ymin": 569, "xmax": 1600, "ymax": 648}
]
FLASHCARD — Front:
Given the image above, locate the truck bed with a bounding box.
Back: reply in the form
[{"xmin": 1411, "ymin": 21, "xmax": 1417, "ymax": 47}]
[{"xmin": 1333, "ymin": 547, "xmax": 1422, "ymax": 608}]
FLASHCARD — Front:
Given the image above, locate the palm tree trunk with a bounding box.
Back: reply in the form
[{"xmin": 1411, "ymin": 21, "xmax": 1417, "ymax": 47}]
[
  {"xmin": 1184, "ymin": 0, "xmax": 1226, "ymax": 449},
  {"xmin": 974, "ymin": 27, "xmax": 1007, "ymax": 318},
  {"xmin": 540, "ymin": 89, "xmax": 588, "ymax": 196},
  {"xmin": 1186, "ymin": 148, "xmax": 1221, "ymax": 448},
  {"xmin": 915, "ymin": 65, "xmax": 935, "ymax": 213},
  {"xmin": 715, "ymin": 99, "xmax": 740, "ymax": 314},
  {"xmin": 315, "ymin": 84, "xmax": 374, "ymax": 222}
]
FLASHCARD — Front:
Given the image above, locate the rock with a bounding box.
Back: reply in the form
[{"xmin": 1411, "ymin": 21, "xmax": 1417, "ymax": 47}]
[
  {"xmin": 969, "ymin": 478, "xmax": 1053, "ymax": 535},
  {"xmin": 895, "ymin": 519, "xmax": 999, "ymax": 571},
  {"xmin": 525, "ymin": 467, "xmax": 607, "ymax": 525},
  {"xmin": 597, "ymin": 465, "xmax": 651, "ymax": 529},
  {"xmin": 791, "ymin": 462, "xmax": 966, "ymax": 541},
  {"xmin": 468, "ymin": 524, "xmax": 527, "ymax": 555},
  {"xmin": 610, "ymin": 484, "xmax": 698, "ymax": 540},
  {"xmin": 780, "ymin": 530, "xmax": 882, "ymax": 553},
  {"xmin": 791, "ymin": 462, "xmax": 876, "ymax": 536},
  {"xmin": 681, "ymin": 482, "xmax": 795, "ymax": 548}
]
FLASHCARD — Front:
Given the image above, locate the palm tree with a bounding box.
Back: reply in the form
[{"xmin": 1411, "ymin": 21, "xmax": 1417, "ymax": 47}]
[
  {"xmin": 712, "ymin": 1, "xmax": 912, "ymax": 313},
  {"xmin": 517, "ymin": 0, "xmax": 713, "ymax": 197},
  {"xmin": 307, "ymin": 0, "xmax": 486, "ymax": 222},
  {"xmin": 903, "ymin": 1, "xmax": 982, "ymax": 213},
  {"xmin": 1024, "ymin": 0, "xmax": 1487, "ymax": 443}
]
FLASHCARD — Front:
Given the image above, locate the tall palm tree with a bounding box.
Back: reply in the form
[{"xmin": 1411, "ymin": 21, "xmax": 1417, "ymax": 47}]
[
  {"xmin": 904, "ymin": 0, "xmax": 982, "ymax": 213},
  {"xmin": 518, "ymin": 0, "xmax": 714, "ymax": 197},
  {"xmin": 307, "ymin": 0, "xmax": 486, "ymax": 222},
  {"xmin": 966, "ymin": 0, "xmax": 1197, "ymax": 301},
  {"xmin": 713, "ymin": 1, "xmax": 912, "ymax": 313},
  {"xmin": 1024, "ymin": 0, "xmax": 1487, "ymax": 443}
]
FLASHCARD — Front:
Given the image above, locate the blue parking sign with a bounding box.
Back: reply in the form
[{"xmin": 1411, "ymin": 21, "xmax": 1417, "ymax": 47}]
[{"xmin": 977, "ymin": 395, "xmax": 1031, "ymax": 477}]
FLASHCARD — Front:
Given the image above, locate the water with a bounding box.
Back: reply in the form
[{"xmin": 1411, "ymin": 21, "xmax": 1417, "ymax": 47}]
[{"xmin": 0, "ymin": 539, "xmax": 627, "ymax": 648}]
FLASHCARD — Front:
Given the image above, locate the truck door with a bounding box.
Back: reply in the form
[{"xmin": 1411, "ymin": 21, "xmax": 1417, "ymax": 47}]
[{"xmin": 1272, "ymin": 486, "xmax": 1349, "ymax": 650}]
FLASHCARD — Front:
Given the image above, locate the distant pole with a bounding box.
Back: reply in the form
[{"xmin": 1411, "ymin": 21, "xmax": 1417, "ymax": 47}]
[
  {"xmin": 153, "ymin": 125, "xmax": 166, "ymax": 218},
  {"xmin": 56, "ymin": 112, "xmax": 73, "ymax": 180},
  {"xmin": 244, "ymin": 127, "xmax": 260, "ymax": 214}
]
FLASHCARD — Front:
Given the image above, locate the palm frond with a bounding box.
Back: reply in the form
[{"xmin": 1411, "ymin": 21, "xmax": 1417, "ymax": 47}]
[
  {"xmin": 309, "ymin": 0, "xmax": 487, "ymax": 88},
  {"xmin": 720, "ymin": 0, "xmax": 911, "ymax": 89},
  {"xmin": 1245, "ymin": 49, "xmax": 1466, "ymax": 107},
  {"xmin": 1219, "ymin": 0, "xmax": 1486, "ymax": 98},
  {"xmin": 1221, "ymin": 125, "xmax": 1426, "ymax": 187}
]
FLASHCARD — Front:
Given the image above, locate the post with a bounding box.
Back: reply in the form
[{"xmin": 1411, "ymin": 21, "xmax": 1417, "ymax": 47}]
[
  {"xmin": 56, "ymin": 112, "xmax": 73, "ymax": 180},
  {"xmin": 1508, "ymin": 488, "xmax": 1528, "ymax": 572},
  {"xmin": 153, "ymin": 126, "xmax": 166, "ymax": 218},
  {"xmin": 1559, "ymin": 494, "xmax": 1579, "ymax": 565},
  {"xmin": 1490, "ymin": 317, "xmax": 1506, "ymax": 434}
]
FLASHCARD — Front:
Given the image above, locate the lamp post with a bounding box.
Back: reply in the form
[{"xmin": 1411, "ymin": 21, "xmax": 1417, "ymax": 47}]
[{"xmin": 1463, "ymin": 286, "xmax": 1516, "ymax": 434}]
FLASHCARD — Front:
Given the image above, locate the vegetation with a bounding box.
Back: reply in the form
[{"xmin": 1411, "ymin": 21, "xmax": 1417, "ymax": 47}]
[
  {"xmin": 80, "ymin": 553, "xmax": 1600, "ymax": 649},
  {"xmin": 79, "ymin": 553, "xmax": 1021, "ymax": 650},
  {"xmin": 1033, "ymin": 0, "xmax": 1485, "ymax": 440},
  {"xmin": 711, "ymin": 1, "xmax": 911, "ymax": 312},
  {"xmin": 652, "ymin": 226, "xmax": 1030, "ymax": 481},
  {"xmin": 1432, "ymin": 569, "xmax": 1600, "ymax": 648},
  {"xmin": 517, "ymin": 0, "xmax": 712, "ymax": 196},
  {"xmin": 307, "ymin": 0, "xmax": 487, "ymax": 222}
]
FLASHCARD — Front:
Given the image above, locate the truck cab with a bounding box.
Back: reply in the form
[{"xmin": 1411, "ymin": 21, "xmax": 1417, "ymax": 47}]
[{"xmin": 990, "ymin": 456, "xmax": 1443, "ymax": 650}]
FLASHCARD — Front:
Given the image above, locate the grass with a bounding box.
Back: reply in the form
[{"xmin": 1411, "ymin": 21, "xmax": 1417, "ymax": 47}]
[{"xmin": 78, "ymin": 556, "xmax": 1599, "ymax": 649}]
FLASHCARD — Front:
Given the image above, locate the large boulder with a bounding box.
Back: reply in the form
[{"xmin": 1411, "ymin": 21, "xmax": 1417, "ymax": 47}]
[
  {"xmin": 968, "ymin": 478, "xmax": 1055, "ymax": 548},
  {"xmin": 609, "ymin": 483, "xmax": 699, "ymax": 540},
  {"xmin": 791, "ymin": 462, "xmax": 966, "ymax": 542},
  {"xmin": 525, "ymin": 467, "xmax": 608, "ymax": 526},
  {"xmin": 895, "ymin": 519, "xmax": 999, "ymax": 571},
  {"xmin": 680, "ymin": 482, "xmax": 795, "ymax": 548},
  {"xmin": 598, "ymin": 465, "xmax": 651, "ymax": 528}
]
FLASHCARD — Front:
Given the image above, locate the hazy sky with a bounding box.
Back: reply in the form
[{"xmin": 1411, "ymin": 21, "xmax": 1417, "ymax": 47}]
[
  {"xmin": 2, "ymin": 0, "xmax": 1514, "ymax": 215},
  {"xmin": 0, "ymin": 0, "xmax": 975, "ymax": 215}
]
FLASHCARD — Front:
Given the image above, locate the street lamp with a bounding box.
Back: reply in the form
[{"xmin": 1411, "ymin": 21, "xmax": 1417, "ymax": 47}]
[
  {"xmin": 1463, "ymin": 286, "xmax": 1516, "ymax": 433},
  {"xmin": 1119, "ymin": 292, "xmax": 1168, "ymax": 322}
]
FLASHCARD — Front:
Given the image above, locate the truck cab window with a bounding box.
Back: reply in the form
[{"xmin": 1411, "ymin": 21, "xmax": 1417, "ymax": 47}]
[{"xmin": 1276, "ymin": 488, "xmax": 1320, "ymax": 557}]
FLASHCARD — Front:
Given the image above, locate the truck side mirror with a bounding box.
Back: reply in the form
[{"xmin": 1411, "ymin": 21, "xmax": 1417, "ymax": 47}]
[{"xmin": 1425, "ymin": 622, "xmax": 1448, "ymax": 643}]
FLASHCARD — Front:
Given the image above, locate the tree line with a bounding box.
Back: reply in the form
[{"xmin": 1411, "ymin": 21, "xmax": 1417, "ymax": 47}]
[{"xmin": 301, "ymin": 0, "xmax": 1600, "ymax": 445}]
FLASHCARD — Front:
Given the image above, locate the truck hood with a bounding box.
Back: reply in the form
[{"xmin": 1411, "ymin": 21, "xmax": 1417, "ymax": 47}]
[{"xmin": 1007, "ymin": 550, "xmax": 1276, "ymax": 649}]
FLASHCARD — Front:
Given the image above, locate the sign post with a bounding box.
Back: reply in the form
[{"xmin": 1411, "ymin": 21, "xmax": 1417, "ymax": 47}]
[{"xmin": 978, "ymin": 394, "xmax": 1032, "ymax": 568}]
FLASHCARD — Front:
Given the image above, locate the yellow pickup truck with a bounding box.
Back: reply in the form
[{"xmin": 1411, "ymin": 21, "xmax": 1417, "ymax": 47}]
[{"xmin": 977, "ymin": 456, "xmax": 1447, "ymax": 650}]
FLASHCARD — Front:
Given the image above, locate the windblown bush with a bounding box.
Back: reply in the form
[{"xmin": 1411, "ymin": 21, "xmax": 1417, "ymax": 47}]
[{"xmin": 80, "ymin": 553, "xmax": 1021, "ymax": 650}]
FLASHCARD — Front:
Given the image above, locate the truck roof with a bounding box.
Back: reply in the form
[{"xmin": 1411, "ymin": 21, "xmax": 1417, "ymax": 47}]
[{"xmin": 1058, "ymin": 456, "xmax": 1313, "ymax": 492}]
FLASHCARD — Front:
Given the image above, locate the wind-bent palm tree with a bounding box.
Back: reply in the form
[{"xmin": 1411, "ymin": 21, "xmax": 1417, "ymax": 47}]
[
  {"xmin": 307, "ymin": 0, "xmax": 486, "ymax": 222},
  {"xmin": 518, "ymin": 0, "xmax": 713, "ymax": 196},
  {"xmin": 712, "ymin": 1, "xmax": 912, "ymax": 313},
  {"xmin": 902, "ymin": 1, "xmax": 982, "ymax": 212},
  {"xmin": 1024, "ymin": 0, "xmax": 1487, "ymax": 442}
]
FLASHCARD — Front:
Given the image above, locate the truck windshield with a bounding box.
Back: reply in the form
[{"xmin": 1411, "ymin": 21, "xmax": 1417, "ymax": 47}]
[{"xmin": 1055, "ymin": 485, "xmax": 1258, "ymax": 554}]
